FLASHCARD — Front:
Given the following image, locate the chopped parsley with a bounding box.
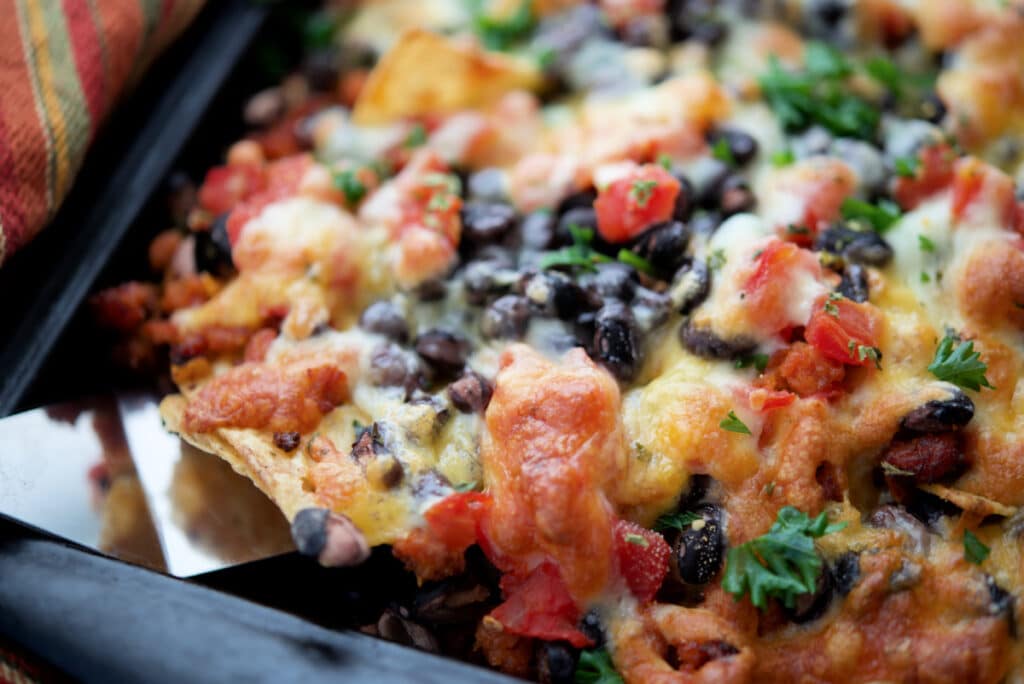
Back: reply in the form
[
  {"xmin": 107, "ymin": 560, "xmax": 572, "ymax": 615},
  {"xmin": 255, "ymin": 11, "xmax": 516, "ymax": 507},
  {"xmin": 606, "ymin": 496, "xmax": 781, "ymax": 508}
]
[
  {"xmin": 928, "ymin": 334, "xmax": 994, "ymax": 391},
  {"xmin": 963, "ymin": 530, "xmax": 990, "ymax": 565},
  {"xmin": 722, "ymin": 506, "xmax": 846, "ymax": 609},
  {"xmin": 629, "ymin": 179, "xmax": 658, "ymax": 207},
  {"xmin": 654, "ymin": 510, "xmax": 701, "ymax": 533},
  {"xmin": 454, "ymin": 481, "xmax": 480, "ymax": 493},
  {"xmin": 302, "ymin": 11, "xmax": 337, "ymax": 51},
  {"xmin": 657, "ymin": 153, "xmax": 673, "ymax": 170},
  {"xmin": 759, "ymin": 43, "xmax": 879, "ymax": 140},
  {"xmin": 848, "ymin": 341, "xmax": 882, "ymax": 369},
  {"xmin": 824, "ymin": 292, "xmax": 843, "ymax": 317},
  {"xmin": 894, "ymin": 156, "xmax": 920, "ymax": 178},
  {"xmin": 840, "ymin": 198, "xmax": 901, "ymax": 233},
  {"xmin": 918, "ymin": 234, "xmax": 936, "ymax": 253},
  {"xmin": 771, "ymin": 148, "xmax": 796, "ymax": 167},
  {"xmin": 472, "ymin": 0, "xmax": 535, "ymax": 51},
  {"xmin": 575, "ymin": 648, "xmax": 624, "ymax": 684},
  {"xmin": 617, "ymin": 249, "xmax": 656, "ymax": 276},
  {"xmin": 786, "ymin": 224, "xmax": 810, "ymax": 236},
  {"xmin": 708, "ymin": 248, "xmax": 727, "ymax": 271},
  {"xmin": 540, "ymin": 225, "xmax": 612, "ymax": 273},
  {"xmin": 864, "ymin": 56, "xmax": 902, "ymax": 96},
  {"xmin": 720, "ymin": 410, "xmax": 752, "ymax": 435},
  {"xmin": 711, "ymin": 138, "xmax": 736, "ymax": 166},
  {"xmin": 333, "ymin": 169, "xmax": 367, "ymax": 206},
  {"xmin": 735, "ymin": 353, "xmax": 770, "ymax": 372},
  {"xmin": 404, "ymin": 123, "xmax": 427, "ymax": 148},
  {"xmin": 920, "ymin": 271, "xmax": 932, "ymax": 283}
]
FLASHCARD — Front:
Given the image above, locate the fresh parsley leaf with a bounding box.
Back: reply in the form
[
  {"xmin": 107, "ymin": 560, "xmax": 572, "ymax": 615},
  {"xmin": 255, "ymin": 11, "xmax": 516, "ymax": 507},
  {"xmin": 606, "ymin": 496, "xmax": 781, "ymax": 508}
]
[
  {"xmin": 804, "ymin": 42, "xmax": 852, "ymax": 80},
  {"xmin": 303, "ymin": 11, "xmax": 337, "ymax": 51},
  {"xmin": 404, "ymin": 123, "xmax": 427, "ymax": 148},
  {"xmin": 540, "ymin": 225, "xmax": 612, "ymax": 273},
  {"xmin": 657, "ymin": 153, "xmax": 673, "ymax": 170},
  {"xmin": 575, "ymin": 648, "xmax": 624, "ymax": 684},
  {"xmin": 617, "ymin": 249, "xmax": 656, "ymax": 276},
  {"xmin": 928, "ymin": 335, "xmax": 994, "ymax": 391},
  {"xmin": 454, "ymin": 481, "xmax": 480, "ymax": 493},
  {"xmin": 963, "ymin": 530, "xmax": 990, "ymax": 565},
  {"xmin": 894, "ymin": 156, "xmax": 919, "ymax": 178},
  {"xmin": 735, "ymin": 353, "xmax": 769, "ymax": 372},
  {"xmin": 630, "ymin": 179, "xmax": 658, "ymax": 207},
  {"xmin": 771, "ymin": 148, "xmax": 795, "ymax": 167},
  {"xmin": 722, "ymin": 507, "xmax": 846, "ymax": 609},
  {"xmin": 711, "ymin": 138, "xmax": 736, "ymax": 166},
  {"xmin": 847, "ymin": 341, "xmax": 882, "ymax": 369},
  {"xmin": 654, "ymin": 510, "xmax": 701, "ymax": 533},
  {"xmin": 920, "ymin": 271, "xmax": 931, "ymax": 283},
  {"xmin": 864, "ymin": 56, "xmax": 902, "ymax": 96},
  {"xmin": 472, "ymin": 0, "xmax": 534, "ymax": 51},
  {"xmin": 333, "ymin": 170, "xmax": 367, "ymax": 205},
  {"xmin": 708, "ymin": 248, "xmax": 727, "ymax": 271},
  {"xmin": 824, "ymin": 291, "xmax": 843, "ymax": 317},
  {"xmin": 840, "ymin": 198, "xmax": 901, "ymax": 233},
  {"xmin": 918, "ymin": 234, "xmax": 936, "ymax": 253},
  {"xmin": 720, "ymin": 410, "xmax": 751, "ymax": 435},
  {"xmin": 625, "ymin": 533, "xmax": 649, "ymax": 547}
]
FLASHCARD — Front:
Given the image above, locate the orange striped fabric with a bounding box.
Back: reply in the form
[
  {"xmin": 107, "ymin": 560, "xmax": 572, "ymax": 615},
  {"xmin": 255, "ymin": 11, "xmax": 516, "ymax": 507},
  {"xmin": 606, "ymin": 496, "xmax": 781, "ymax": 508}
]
[{"xmin": 0, "ymin": 0, "xmax": 205, "ymax": 266}]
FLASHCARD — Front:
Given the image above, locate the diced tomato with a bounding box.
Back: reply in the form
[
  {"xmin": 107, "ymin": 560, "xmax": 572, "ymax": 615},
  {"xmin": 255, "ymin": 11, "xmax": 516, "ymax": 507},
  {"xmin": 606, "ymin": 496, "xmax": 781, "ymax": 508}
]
[
  {"xmin": 1013, "ymin": 201, "xmax": 1024, "ymax": 237},
  {"xmin": 768, "ymin": 159, "xmax": 856, "ymax": 243},
  {"xmin": 488, "ymin": 562, "xmax": 591, "ymax": 647},
  {"xmin": 893, "ymin": 144, "xmax": 956, "ymax": 210},
  {"xmin": 198, "ymin": 164, "xmax": 266, "ymax": 215},
  {"xmin": 424, "ymin": 492, "xmax": 492, "ymax": 552},
  {"xmin": 743, "ymin": 239, "xmax": 824, "ymax": 335},
  {"xmin": 225, "ymin": 155, "xmax": 313, "ymax": 245},
  {"xmin": 804, "ymin": 296, "xmax": 882, "ymax": 366},
  {"xmin": 595, "ymin": 164, "xmax": 680, "ymax": 243},
  {"xmin": 747, "ymin": 388, "xmax": 796, "ymax": 411},
  {"xmin": 613, "ymin": 520, "xmax": 670, "ymax": 603},
  {"xmin": 950, "ymin": 157, "xmax": 1016, "ymax": 227}
]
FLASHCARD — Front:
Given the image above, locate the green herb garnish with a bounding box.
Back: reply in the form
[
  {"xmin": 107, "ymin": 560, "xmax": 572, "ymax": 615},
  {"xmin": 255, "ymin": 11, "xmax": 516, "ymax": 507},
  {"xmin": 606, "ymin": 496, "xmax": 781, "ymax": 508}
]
[
  {"xmin": 928, "ymin": 335, "xmax": 994, "ymax": 391},
  {"xmin": 472, "ymin": 0, "xmax": 535, "ymax": 51},
  {"xmin": 708, "ymin": 248, "xmax": 727, "ymax": 271},
  {"xmin": 654, "ymin": 510, "xmax": 701, "ymax": 533},
  {"xmin": 575, "ymin": 648, "xmax": 624, "ymax": 684},
  {"xmin": 720, "ymin": 410, "xmax": 751, "ymax": 435},
  {"xmin": 404, "ymin": 123, "xmax": 427, "ymax": 148},
  {"xmin": 840, "ymin": 198, "xmax": 901, "ymax": 233},
  {"xmin": 722, "ymin": 507, "xmax": 846, "ymax": 609},
  {"xmin": 771, "ymin": 148, "xmax": 796, "ymax": 167},
  {"xmin": 629, "ymin": 179, "xmax": 658, "ymax": 207},
  {"xmin": 617, "ymin": 249, "xmax": 656, "ymax": 276},
  {"xmin": 625, "ymin": 533, "xmax": 649, "ymax": 547},
  {"xmin": 735, "ymin": 353, "xmax": 770, "ymax": 372},
  {"xmin": 920, "ymin": 271, "xmax": 931, "ymax": 283},
  {"xmin": 918, "ymin": 235, "xmax": 936, "ymax": 253},
  {"xmin": 657, "ymin": 153, "xmax": 673, "ymax": 170},
  {"xmin": 894, "ymin": 156, "xmax": 920, "ymax": 178},
  {"xmin": 963, "ymin": 530, "xmax": 990, "ymax": 565},
  {"xmin": 333, "ymin": 170, "xmax": 367, "ymax": 206},
  {"xmin": 711, "ymin": 138, "xmax": 736, "ymax": 166},
  {"xmin": 824, "ymin": 291, "xmax": 843, "ymax": 317},
  {"xmin": 540, "ymin": 225, "xmax": 612, "ymax": 273}
]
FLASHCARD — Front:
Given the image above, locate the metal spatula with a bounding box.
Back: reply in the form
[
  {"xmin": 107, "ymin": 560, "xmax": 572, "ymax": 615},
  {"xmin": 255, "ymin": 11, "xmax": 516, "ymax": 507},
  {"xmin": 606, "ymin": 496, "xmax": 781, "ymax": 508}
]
[{"xmin": 0, "ymin": 393, "xmax": 293, "ymax": 576}]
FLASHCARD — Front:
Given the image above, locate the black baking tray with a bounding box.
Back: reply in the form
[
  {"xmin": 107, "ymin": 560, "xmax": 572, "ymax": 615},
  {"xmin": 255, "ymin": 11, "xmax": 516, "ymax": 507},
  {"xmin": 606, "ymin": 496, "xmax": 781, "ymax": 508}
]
[{"xmin": 0, "ymin": 3, "xmax": 515, "ymax": 682}]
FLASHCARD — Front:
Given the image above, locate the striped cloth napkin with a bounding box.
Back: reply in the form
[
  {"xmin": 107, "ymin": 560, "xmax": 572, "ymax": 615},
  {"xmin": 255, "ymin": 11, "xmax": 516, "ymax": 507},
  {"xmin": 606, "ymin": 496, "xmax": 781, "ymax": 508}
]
[{"xmin": 0, "ymin": 0, "xmax": 206, "ymax": 266}]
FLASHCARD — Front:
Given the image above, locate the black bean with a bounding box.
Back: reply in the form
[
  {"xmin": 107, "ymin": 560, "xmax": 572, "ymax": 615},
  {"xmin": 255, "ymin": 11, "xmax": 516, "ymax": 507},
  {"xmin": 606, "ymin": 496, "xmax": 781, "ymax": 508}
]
[
  {"xmin": 620, "ymin": 14, "xmax": 670, "ymax": 49},
  {"xmin": 786, "ymin": 564, "xmax": 833, "ymax": 623},
  {"xmin": 830, "ymin": 139, "xmax": 884, "ymax": 193},
  {"xmin": 868, "ymin": 504, "xmax": 932, "ymax": 555},
  {"xmin": 838, "ymin": 263, "xmax": 870, "ymax": 303},
  {"xmin": 194, "ymin": 213, "xmax": 233, "ymax": 272},
  {"xmin": 832, "ymin": 552, "xmax": 860, "ymax": 596},
  {"xmin": 672, "ymin": 173, "xmax": 695, "ymax": 222},
  {"xmin": 593, "ymin": 301, "xmax": 641, "ymax": 381},
  {"xmin": 693, "ymin": 159, "xmax": 732, "ymax": 208},
  {"xmin": 555, "ymin": 206, "xmax": 600, "ymax": 246},
  {"xmin": 719, "ymin": 175, "xmax": 757, "ymax": 216},
  {"xmin": 467, "ymin": 168, "xmax": 507, "ymax": 202},
  {"xmin": 481, "ymin": 294, "xmax": 531, "ymax": 340},
  {"xmin": 538, "ymin": 642, "xmax": 578, "ymax": 684},
  {"xmin": 415, "ymin": 279, "xmax": 447, "ymax": 302},
  {"xmin": 630, "ymin": 221, "xmax": 690, "ymax": 274},
  {"xmin": 448, "ymin": 371, "xmax": 494, "ymax": 414},
  {"xmin": 903, "ymin": 489, "xmax": 961, "ymax": 528},
  {"xmin": 679, "ymin": 321, "xmax": 756, "ymax": 360},
  {"xmin": 816, "ymin": 224, "xmax": 893, "ymax": 267},
  {"xmin": 462, "ymin": 261, "xmax": 516, "ymax": 306},
  {"xmin": 707, "ymin": 128, "xmax": 759, "ymax": 166},
  {"xmin": 807, "ymin": 0, "xmax": 848, "ymax": 26},
  {"xmin": 666, "ymin": 0, "xmax": 727, "ymax": 44},
  {"xmin": 921, "ymin": 92, "xmax": 947, "ymax": 124},
  {"xmin": 581, "ymin": 262, "xmax": 637, "ymax": 301},
  {"xmin": 522, "ymin": 271, "xmax": 600, "ymax": 319},
  {"xmin": 519, "ymin": 210, "xmax": 557, "ymax": 250},
  {"xmin": 986, "ymin": 575, "xmax": 1017, "ymax": 637},
  {"xmin": 350, "ymin": 423, "xmax": 389, "ymax": 465},
  {"xmin": 290, "ymin": 508, "xmax": 329, "ymax": 558},
  {"xmin": 532, "ymin": 4, "xmax": 609, "ymax": 68},
  {"xmin": 675, "ymin": 504, "xmax": 725, "ymax": 585},
  {"xmin": 679, "ymin": 474, "xmax": 713, "ymax": 510},
  {"xmin": 303, "ymin": 48, "xmax": 341, "ymax": 92},
  {"xmin": 413, "ymin": 578, "xmax": 491, "ymax": 625},
  {"xmin": 368, "ymin": 343, "xmax": 423, "ymax": 391},
  {"xmin": 689, "ymin": 211, "xmax": 723, "ymax": 237},
  {"xmin": 632, "ymin": 287, "xmax": 672, "ymax": 332},
  {"xmin": 882, "ymin": 433, "xmax": 963, "ymax": 484},
  {"xmin": 414, "ymin": 329, "xmax": 470, "ymax": 378},
  {"xmin": 900, "ymin": 390, "xmax": 974, "ymax": 434},
  {"xmin": 376, "ymin": 610, "xmax": 440, "ymax": 653},
  {"xmin": 579, "ymin": 611, "xmax": 606, "ymax": 648},
  {"xmin": 273, "ymin": 431, "xmax": 301, "ymax": 452},
  {"xmin": 557, "ymin": 189, "xmax": 598, "ymax": 215},
  {"xmin": 359, "ymin": 301, "xmax": 409, "ymax": 342},
  {"xmin": 461, "ymin": 201, "xmax": 518, "ymax": 244}
]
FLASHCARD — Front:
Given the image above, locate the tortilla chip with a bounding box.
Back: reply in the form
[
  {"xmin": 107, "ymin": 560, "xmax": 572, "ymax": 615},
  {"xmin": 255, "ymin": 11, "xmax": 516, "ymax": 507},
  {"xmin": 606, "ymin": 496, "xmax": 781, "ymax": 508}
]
[
  {"xmin": 919, "ymin": 483, "xmax": 1018, "ymax": 519},
  {"xmin": 161, "ymin": 394, "xmax": 318, "ymax": 521},
  {"xmin": 352, "ymin": 28, "xmax": 543, "ymax": 125}
]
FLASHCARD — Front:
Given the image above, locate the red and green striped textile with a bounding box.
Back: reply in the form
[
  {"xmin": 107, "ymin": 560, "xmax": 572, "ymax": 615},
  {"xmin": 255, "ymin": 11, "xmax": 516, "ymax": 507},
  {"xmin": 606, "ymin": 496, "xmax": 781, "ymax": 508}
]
[{"xmin": 0, "ymin": 0, "xmax": 206, "ymax": 266}]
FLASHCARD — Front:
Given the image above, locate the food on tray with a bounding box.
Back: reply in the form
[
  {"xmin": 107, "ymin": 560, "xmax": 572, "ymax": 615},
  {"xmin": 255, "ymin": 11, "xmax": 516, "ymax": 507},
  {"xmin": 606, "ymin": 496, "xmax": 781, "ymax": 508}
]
[{"xmin": 93, "ymin": 1, "xmax": 1024, "ymax": 681}]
